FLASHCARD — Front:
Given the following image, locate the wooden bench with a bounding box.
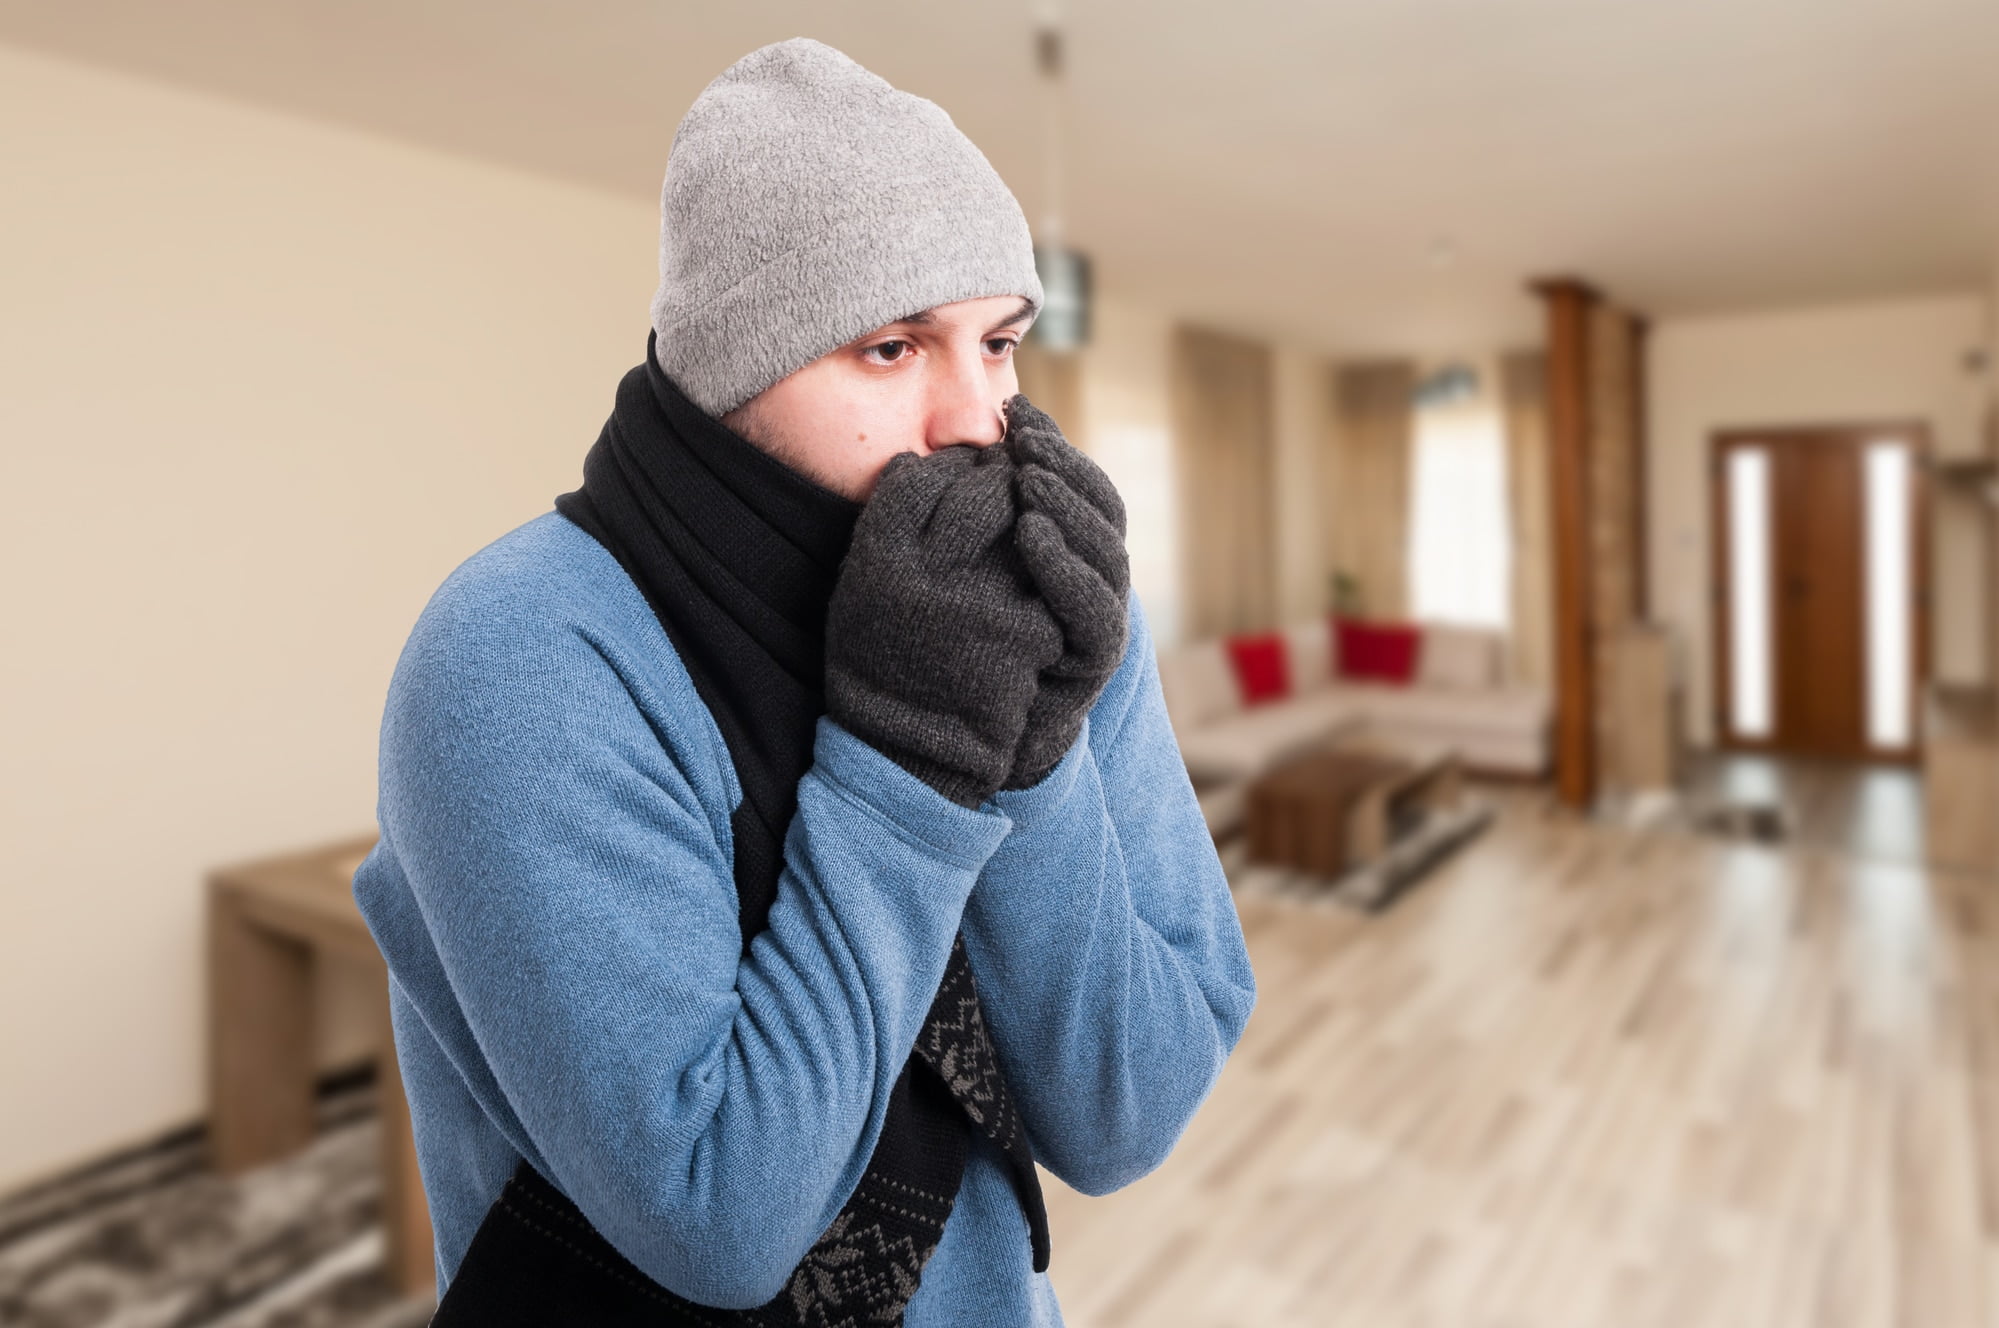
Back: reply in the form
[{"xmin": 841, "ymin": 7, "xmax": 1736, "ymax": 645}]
[{"xmin": 208, "ymin": 834, "xmax": 432, "ymax": 1296}]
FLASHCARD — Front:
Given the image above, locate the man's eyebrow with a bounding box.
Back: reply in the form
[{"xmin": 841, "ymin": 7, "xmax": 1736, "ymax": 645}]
[
  {"xmin": 875, "ymin": 297, "xmax": 1036, "ymax": 334},
  {"xmin": 986, "ymin": 298, "xmax": 1037, "ymax": 333}
]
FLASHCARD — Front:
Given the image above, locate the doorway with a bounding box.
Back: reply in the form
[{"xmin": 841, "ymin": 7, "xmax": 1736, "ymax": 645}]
[{"xmin": 1711, "ymin": 424, "xmax": 1929, "ymax": 761}]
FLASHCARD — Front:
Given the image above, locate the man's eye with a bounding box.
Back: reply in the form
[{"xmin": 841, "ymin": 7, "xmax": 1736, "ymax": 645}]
[
  {"xmin": 864, "ymin": 340, "xmax": 911, "ymax": 364},
  {"xmin": 987, "ymin": 338, "xmax": 1019, "ymax": 357}
]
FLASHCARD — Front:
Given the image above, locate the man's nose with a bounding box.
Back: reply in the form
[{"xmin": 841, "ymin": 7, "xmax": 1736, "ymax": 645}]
[{"xmin": 924, "ymin": 352, "xmax": 1006, "ymax": 452}]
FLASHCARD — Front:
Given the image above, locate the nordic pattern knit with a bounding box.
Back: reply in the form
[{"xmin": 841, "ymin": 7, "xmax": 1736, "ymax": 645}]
[{"xmin": 351, "ymin": 510, "xmax": 1257, "ymax": 1325}]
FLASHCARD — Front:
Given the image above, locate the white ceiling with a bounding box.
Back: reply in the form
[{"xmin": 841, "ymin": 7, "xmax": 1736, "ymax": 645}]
[{"xmin": 5, "ymin": 0, "xmax": 1996, "ymax": 355}]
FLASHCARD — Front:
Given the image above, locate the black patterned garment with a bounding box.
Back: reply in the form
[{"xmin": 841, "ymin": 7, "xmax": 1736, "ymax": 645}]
[{"xmin": 436, "ymin": 945, "xmax": 1041, "ymax": 1327}]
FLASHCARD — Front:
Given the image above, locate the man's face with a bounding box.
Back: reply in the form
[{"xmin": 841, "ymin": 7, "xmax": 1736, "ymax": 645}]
[{"xmin": 722, "ymin": 294, "xmax": 1035, "ymax": 501}]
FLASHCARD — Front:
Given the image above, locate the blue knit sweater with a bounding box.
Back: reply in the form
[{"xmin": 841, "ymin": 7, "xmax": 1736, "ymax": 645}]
[{"xmin": 352, "ymin": 511, "xmax": 1255, "ymax": 1324}]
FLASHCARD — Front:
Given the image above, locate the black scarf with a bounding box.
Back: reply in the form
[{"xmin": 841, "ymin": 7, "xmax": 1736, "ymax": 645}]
[{"xmin": 430, "ymin": 335, "xmax": 1047, "ymax": 1328}]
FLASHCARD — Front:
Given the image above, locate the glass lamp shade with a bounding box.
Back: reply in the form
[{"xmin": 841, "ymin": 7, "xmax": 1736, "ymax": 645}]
[{"xmin": 1027, "ymin": 245, "xmax": 1092, "ymax": 351}]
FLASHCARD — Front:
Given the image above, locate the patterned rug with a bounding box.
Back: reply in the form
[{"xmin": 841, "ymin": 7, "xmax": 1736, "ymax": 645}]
[{"xmin": 0, "ymin": 1074, "xmax": 433, "ymax": 1328}]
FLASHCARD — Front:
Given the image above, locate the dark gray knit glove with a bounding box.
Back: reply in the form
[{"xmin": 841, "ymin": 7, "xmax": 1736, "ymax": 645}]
[
  {"xmin": 825, "ymin": 441, "xmax": 1064, "ymax": 809},
  {"xmin": 998, "ymin": 395, "xmax": 1132, "ymax": 791}
]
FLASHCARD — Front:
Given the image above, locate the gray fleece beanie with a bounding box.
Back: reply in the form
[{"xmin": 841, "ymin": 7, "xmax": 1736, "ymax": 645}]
[{"xmin": 650, "ymin": 38, "xmax": 1043, "ymax": 418}]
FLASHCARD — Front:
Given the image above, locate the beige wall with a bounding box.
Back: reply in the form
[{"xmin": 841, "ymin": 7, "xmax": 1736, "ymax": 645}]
[
  {"xmin": 1646, "ymin": 293, "xmax": 1992, "ymax": 747},
  {"xmin": 0, "ymin": 44, "xmax": 659, "ymax": 1193}
]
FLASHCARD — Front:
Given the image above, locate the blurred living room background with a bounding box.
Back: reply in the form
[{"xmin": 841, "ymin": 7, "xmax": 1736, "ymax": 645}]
[{"xmin": 3, "ymin": 2, "xmax": 1998, "ymax": 1325}]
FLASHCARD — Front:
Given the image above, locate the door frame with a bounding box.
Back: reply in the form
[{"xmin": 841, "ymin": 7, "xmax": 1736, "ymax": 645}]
[{"xmin": 1709, "ymin": 421, "xmax": 1931, "ymax": 763}]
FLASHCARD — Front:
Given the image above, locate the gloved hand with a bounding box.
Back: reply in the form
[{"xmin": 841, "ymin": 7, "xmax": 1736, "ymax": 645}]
[
  {"xmin": 998, "ymin": 395, "xmax": 1132, "ymax": 791},
  {"xmin": 825, "ymin": 441, "xmax": 1065, "ymax": 809}
]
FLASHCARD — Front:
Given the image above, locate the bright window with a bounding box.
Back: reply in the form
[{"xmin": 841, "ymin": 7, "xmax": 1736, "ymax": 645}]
[
  {"xmin": 1864, "ymin": 441, "xmax": 1912, "ymax": 749},
  {"xmin": 1408, "ymin": 396, "xmax": 1510, "ymax": 628},
  {"xmin": 1726, "ymin": 447, "xmax": 1773, "ymax": 739}
]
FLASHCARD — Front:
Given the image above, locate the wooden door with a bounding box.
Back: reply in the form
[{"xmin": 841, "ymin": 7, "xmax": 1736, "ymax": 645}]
[
  {"xmin": 1774, "ymin": 438, "xmax": 1866, "ymax": 755},
  {"xmin": 1713, "ymin": 425, "xmax": 1927, "ymax": 761}
]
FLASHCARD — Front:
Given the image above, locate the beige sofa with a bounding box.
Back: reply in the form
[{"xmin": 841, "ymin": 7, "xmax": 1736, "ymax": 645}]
[{"xmin": 1156, "ymin": 620, "xmax": 1551, "ymax": 835}]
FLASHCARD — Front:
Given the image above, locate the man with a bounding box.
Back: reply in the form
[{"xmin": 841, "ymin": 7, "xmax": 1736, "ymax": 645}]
[{"xmin": 354, "ymin": 37, "xmax": 1254, "ymax": 1327}]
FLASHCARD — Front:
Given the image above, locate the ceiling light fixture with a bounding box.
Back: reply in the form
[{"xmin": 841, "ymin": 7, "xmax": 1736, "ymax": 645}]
[{"xmin": 1026, "ymin": 9, "xmax": 1092, "ymax": 352}]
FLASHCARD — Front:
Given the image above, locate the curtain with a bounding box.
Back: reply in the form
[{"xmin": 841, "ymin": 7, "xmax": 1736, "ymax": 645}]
[
  {"xmin": 1012, "ymin": 342, "xmax": 1085, "ymax": 448},
  {"xmin": 1501, "ymin": 351, "xmax": 1555, "ymax": 688},
  {"xmin": 1172, "ymin": 326, "xmax": 1276, "ymax": 639},
  {"xmin": 1329, "ymin": 362, "xmax": 1415, "ymax": 621}
]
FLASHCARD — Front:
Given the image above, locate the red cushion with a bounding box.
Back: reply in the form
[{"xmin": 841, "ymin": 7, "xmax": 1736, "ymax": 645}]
[
  {"xmin": 1335, "ymin": 618, "xmax": 1422, "ymax": 684},
  {"xmin": 1224, "ymin": 632, "xmax": 1291, "ymax": 706}
]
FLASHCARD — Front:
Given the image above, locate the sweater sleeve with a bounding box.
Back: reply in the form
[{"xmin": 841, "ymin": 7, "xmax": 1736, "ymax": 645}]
[
  {"xmin": 965, "ymin": 589, "xmax": 1257, "ymax": 1195},
  {"xmin": 355, "ymin": 581, "xmax": 1014, "ymax": 1308}
]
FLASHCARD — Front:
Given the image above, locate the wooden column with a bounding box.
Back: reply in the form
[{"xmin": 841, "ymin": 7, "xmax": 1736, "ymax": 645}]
[
  {"xmin": 1533, "ymin": 278, "xmax": 1600, "ymax": 809},
  {"xmin": 1631, "ymin": 317, "xmax": 1652, "ymax": 622}
]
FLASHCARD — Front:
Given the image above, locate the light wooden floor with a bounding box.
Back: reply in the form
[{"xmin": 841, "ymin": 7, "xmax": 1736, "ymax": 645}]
[
  {"xmin": 1685, "ymin": 752, "xmax": 1927, "ymax": 868},
  {"xmin": 1041, "ymin": 785, "xmax": 1999, "ymax": 1328}
]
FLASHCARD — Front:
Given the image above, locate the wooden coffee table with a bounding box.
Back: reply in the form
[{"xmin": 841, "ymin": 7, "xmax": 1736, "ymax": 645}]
[{"xmin": 1246, "ymin": 739, "xmax": 1464, "ymax": 878}]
